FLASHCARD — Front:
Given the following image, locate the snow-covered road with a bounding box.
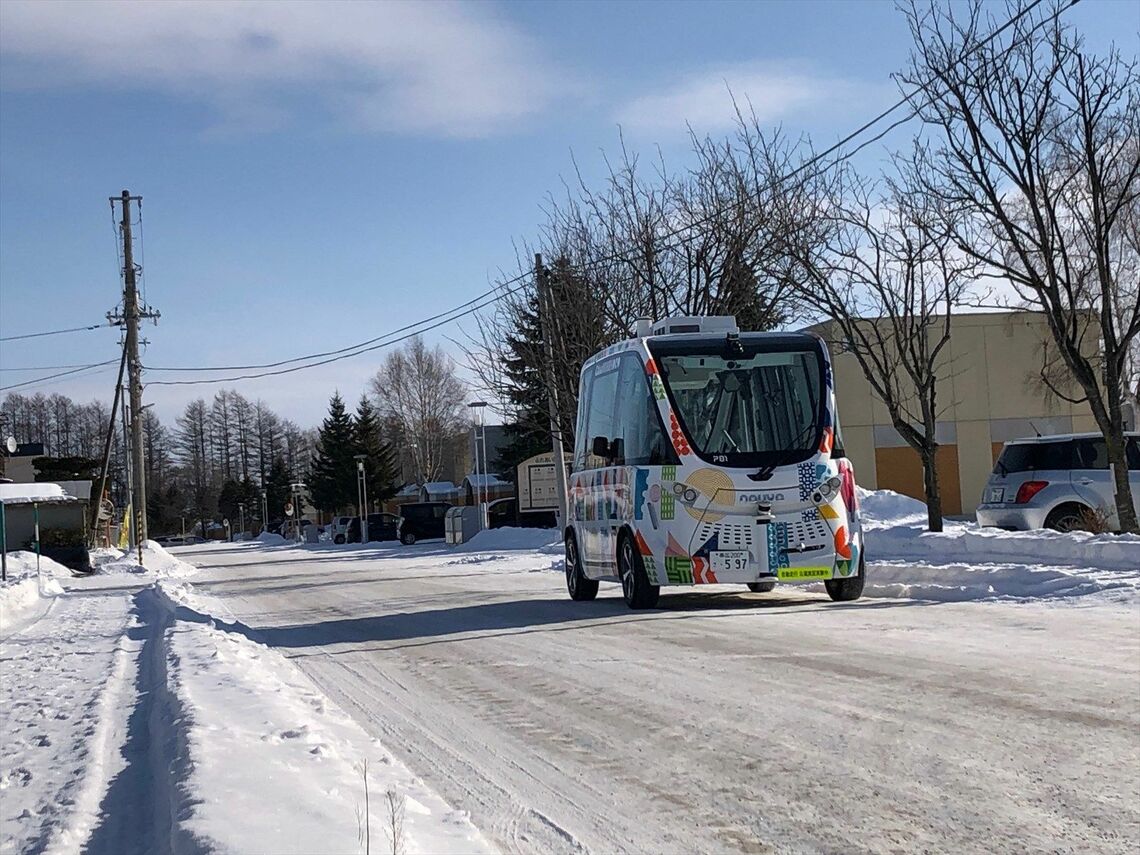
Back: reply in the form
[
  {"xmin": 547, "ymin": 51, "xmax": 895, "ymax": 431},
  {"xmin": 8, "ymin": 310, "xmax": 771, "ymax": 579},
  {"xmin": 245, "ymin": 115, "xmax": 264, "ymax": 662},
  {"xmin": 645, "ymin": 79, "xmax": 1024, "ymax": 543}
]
[{"xmin": 183, "ymin": 538, "xmax": 1140, "ymax": 854}]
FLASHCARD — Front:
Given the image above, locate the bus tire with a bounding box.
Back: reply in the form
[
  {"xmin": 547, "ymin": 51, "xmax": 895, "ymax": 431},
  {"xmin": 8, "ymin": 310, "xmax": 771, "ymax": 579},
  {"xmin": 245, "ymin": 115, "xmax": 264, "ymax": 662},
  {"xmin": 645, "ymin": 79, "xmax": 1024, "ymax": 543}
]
[
  {"xmin": 825, "ymin": 555, "xmax": 865, "ymax": 602},
  {"xmin": 618, "ymin": 532, "xmax": 659, "ymax": 610},
  {"xmin": 747, "ymin": 580, "xmax": 776, "ymax": 593},
  {"xmin": 565, "ymin": 531, "xmax": 598, "ymax": 601}
]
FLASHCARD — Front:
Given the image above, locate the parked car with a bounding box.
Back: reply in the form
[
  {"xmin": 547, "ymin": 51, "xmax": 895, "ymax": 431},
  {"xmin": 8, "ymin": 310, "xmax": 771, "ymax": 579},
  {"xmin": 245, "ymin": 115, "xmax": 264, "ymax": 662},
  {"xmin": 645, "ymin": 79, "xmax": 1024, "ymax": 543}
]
[
  {"xmin": 396, "ymin": 502, "xmax": 451, "ymax": 544},
  {"xmin": 343, "ymin": 513, "xmax": 400, "ymax": 543},
  {"xmin": 487, "ymin": 498, "xmax": 518, "ymax": 529},
  {"xmin": 976, "ymin": 432, "xmax": 1140, "ymax": 532},
  {"xmin": 330, "ymin": 515, "xmax": 354, "ymax": 544}
]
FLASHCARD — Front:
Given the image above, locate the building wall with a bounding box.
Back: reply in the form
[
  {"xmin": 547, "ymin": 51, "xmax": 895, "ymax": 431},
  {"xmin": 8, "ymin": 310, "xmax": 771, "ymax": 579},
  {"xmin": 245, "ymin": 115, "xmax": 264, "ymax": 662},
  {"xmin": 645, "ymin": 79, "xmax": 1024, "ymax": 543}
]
[{"xmin": 818, "ymin": 311, "xmax": 1097, "ymax": 516}]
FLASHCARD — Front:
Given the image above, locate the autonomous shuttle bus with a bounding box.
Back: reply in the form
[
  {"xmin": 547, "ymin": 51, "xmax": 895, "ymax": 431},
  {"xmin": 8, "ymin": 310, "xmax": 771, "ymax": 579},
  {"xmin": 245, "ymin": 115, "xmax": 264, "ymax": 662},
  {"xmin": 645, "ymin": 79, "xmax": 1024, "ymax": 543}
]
[{"xmin": 564, "ymin": 316, "xmax": 864, "ymax": 609}]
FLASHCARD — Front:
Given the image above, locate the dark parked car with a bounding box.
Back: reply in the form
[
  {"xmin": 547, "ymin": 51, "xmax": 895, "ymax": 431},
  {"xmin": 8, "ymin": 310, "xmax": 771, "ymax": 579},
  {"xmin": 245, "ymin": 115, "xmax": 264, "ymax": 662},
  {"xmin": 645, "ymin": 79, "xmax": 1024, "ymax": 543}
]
[
  {"xmin": 344, "ymin": 513, "xmax": 400, "ymax": 543},
  {"xmin": 487, "ymin": 498, "xmax": 518, "ymax": 529},
  {"xmin": 396, "ymin": 502, "xmax": 451, "ymax": 545}
]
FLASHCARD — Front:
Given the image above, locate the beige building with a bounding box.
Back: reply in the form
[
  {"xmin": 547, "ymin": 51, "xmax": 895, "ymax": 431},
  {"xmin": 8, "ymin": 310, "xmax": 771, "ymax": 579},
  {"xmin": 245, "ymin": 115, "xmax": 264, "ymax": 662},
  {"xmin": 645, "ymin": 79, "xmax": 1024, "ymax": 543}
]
[{"xmin": 809, "ymin": 311, "xmax": 1099, "ymax": 516}]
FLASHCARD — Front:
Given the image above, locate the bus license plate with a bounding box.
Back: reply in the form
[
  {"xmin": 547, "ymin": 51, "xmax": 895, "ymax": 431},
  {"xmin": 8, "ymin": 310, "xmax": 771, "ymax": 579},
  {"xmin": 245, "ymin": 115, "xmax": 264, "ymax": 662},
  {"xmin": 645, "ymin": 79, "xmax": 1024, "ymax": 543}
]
[{"xmin": 710, "ymin": 551, "xmax": 749, "ymax": 574}]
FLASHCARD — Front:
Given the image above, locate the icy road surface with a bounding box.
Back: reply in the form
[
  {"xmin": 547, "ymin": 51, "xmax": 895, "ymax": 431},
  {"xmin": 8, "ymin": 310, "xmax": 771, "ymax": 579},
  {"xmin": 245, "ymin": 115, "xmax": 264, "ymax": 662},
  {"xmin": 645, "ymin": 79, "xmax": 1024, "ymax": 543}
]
[{"xmin": 183, "ymin": 540, "xmax": 1140, "ymax": 854}]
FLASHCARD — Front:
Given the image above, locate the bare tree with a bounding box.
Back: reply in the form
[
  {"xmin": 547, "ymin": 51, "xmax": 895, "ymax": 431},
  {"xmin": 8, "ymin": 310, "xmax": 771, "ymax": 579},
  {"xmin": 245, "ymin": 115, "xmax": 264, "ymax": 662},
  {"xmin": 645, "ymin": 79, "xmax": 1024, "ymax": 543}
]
[
  {"xmin": 370, "ymin": 336, "xmax": 465, "ymax": 484},
  {"xmin": 899, "ymin": 0, "xmax": 1140, "ymax": 531},
  {"xmin": 771, "ymin": 145, "xmax": 980, "ymax": 531}
]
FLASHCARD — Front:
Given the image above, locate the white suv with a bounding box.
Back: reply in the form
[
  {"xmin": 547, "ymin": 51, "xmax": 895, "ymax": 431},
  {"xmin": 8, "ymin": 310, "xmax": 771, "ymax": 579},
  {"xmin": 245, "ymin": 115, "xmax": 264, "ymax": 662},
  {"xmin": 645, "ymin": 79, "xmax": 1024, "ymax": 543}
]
[{"xmin": 976, "ymin": 432, "xmax": 1140, "ymax": 532}]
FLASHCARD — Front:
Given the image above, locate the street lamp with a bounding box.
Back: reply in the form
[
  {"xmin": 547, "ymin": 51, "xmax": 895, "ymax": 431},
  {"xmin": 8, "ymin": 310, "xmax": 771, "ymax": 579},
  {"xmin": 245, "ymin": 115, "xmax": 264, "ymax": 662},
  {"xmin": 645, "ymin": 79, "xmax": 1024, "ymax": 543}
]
[
  {"xmin": 354, "ymin": 454, "xmax": 369, "ymax": 543},
  {"xmin": 468, "ymin": 401, "xmax": 489, "ymax": 529},
  {"xmin": 237, "ymin": 502, "xmax": 246, "ymax": 541},
  {"xmin": 260, "ymin": 490, "xmax": 268, "ymax": 535},
  {"xmin": 289, "ymin": 482, "xmax": 307, "ymax": 544}
]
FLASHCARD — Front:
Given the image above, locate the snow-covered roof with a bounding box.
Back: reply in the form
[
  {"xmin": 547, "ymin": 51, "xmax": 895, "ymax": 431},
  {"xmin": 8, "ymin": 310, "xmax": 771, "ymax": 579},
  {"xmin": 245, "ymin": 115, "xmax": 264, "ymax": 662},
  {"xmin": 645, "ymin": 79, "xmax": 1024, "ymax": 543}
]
[
  {"xmin": 421, "ymin": 481, "xmax": 458, "ymax": 497},
  {"xmin": 0, "ymin": 482, "xmax": 80, "ymax": 505},
  {"xmin": 463, "ymin": 474, "xmax": 508, "ymax": 489},
  {"xmin": 395, "ymin": 484, "xmax": 421, "ymax": 498}
]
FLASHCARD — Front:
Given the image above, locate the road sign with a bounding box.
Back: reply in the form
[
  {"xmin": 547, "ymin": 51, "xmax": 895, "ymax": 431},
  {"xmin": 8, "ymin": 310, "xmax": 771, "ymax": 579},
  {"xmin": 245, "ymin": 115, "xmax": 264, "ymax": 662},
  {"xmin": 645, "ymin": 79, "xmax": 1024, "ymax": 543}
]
[{"xmin": 284, "ymin": 501, "xmax": 294, "ymax": 517}]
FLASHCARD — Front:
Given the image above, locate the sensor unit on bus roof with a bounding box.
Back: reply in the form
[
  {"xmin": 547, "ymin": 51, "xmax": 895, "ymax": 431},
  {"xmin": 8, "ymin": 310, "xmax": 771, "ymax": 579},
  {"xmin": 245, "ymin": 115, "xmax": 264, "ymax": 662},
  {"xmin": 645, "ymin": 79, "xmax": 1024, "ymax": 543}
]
[{"xmin": 634, "ymin": 315, "xmax": 740, "ymax": 338}]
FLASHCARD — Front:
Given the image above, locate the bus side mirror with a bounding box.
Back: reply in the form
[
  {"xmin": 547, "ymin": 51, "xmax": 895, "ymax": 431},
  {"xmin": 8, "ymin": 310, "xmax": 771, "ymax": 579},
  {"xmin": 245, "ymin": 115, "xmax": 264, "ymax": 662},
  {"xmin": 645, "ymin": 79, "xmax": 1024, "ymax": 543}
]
[{"xmin": 591, "ymin": 436, "xmax": 610, "ymax": 459}]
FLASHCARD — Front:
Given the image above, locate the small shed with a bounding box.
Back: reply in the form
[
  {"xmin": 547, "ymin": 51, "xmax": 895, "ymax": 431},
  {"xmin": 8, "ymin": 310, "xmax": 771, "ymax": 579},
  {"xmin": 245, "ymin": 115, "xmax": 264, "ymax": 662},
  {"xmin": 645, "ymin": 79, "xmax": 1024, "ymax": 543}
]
[
  {"xmin": 461, "ymin": 473, "xmax": 513, "ymax": 506},
  {"xmin": 0, "ymin": 482, "xmax": 90, "ymax": 570},
  {"xmin": 419, "ymin": 481, "xmax": 460, "ymax": 503}
]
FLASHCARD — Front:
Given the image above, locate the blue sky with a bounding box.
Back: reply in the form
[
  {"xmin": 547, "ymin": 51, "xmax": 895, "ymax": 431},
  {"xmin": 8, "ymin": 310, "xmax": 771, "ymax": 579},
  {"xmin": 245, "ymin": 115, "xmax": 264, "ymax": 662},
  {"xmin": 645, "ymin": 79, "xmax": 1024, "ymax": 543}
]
[{"xmin": 0, "ymin": 0, "xmax": 1134, "ymax": 426}]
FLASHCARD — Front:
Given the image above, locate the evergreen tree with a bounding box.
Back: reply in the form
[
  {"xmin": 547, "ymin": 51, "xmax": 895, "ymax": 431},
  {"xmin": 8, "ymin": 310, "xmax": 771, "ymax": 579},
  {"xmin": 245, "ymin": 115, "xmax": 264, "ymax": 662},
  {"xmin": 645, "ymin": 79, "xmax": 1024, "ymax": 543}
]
[
  {"xmin": 309, "ymin": 393, "xmax": 358, "ymax": 513},
  {"xmin": 264, "ymin": 454, "xmax": 292, "ymax": 526},
  {"xmin": 352, "ymin": 396, "xmax": 397, "ymax": 507},
  {"xmin": 495, "ymin": 289, "xmax": 552, "ymax": 481}
]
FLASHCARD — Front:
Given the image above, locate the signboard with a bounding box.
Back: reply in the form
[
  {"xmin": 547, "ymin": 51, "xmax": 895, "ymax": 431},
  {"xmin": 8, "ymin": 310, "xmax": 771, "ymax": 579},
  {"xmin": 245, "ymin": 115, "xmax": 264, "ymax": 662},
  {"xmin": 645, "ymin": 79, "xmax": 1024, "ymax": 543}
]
[
  {"xmin": 517, "ymin": 452, "xmax": 572, "ymax": 513},
  {"xmin": 284, "ymin": 501, "xmax": 294, "ymax": 517}
]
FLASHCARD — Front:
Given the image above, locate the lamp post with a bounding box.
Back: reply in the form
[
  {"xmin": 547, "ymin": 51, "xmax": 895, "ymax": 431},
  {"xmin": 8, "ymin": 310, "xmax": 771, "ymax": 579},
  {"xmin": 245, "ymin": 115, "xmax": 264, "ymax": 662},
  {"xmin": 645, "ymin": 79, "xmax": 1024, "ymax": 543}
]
[
  {"xmin": 237, "ymin": 502, "xmax": 246, "ymax": 541},
  {"xmin": 354, "ymin": 454, "xmax": 369, "ymax": 543},
  {"xmin": 261, "ymin": 490, "xmax": 268, "ymax": 534},
  {"xmin": 289, "ymin": 482, "xmax": 306, "ymax": 543},
  {"xmin": 468, "ymin": 401, "xmax": 489, "ymax": 529}
]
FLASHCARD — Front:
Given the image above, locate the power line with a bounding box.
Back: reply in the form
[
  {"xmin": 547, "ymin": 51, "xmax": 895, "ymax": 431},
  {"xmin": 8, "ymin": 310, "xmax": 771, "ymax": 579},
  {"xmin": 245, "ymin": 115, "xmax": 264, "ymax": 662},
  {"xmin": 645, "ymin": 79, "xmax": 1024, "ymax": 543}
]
[
  {"xmin": 143, "ymin": 271, "xmax": 531, "ymax": 373},
  {"xmin": 146, "ymin": 280, "xmax": 528, "ymax": 387},
  {"xmin": 0, "ymin": 362, "xmax": 112, "ymax": 372},
  {"xmin": 0, "ymin": 323, "xmax": 107, "ymax": 343},
  {"xmin": 0, "ymin": 359, "xmax": 120, "ymax": 392},
  {"xmin": 140, "ymin": 0, "xmax": 1072, "ymax": 390}
]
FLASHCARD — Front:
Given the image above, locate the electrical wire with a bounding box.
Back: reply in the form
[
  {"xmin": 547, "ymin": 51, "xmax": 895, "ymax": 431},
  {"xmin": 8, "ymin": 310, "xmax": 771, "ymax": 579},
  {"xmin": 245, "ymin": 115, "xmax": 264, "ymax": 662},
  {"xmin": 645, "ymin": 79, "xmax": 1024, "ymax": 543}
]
[
  {"xmin": 0, "ymin": 359, "xmax": 120, "ymax": 392},
  {"xmin": 0, "ymin": 362, "xmax": 109, "ymax": 372},
  {"xmin": 140, "ymin": 0, "xmax": 1072, "ymax": 389},
  {"xmin": 0, "ymin": 323, "xmax": 108, "ymax": 343},
  {"xmin": 143, "ymin": 271, "xmax": 531, "ymax": 373},
  {"xmin": 146, "ymin": 280, "xmax": 529, "ymax": 386}
]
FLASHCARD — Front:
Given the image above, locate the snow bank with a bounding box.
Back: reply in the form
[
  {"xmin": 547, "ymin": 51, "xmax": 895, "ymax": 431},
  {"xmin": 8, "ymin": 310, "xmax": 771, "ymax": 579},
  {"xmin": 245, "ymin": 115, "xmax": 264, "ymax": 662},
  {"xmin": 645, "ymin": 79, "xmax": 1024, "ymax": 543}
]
[
  {"xmin": 93, "ymin": 540, "xmax": 199, "ymax": 578},
  {"xmin": 151, "ymin": 580, "xmax": 491, "ymax": 854},
  {"xmin": 453, "ymin": 527, "xmax": 563, "ymax": 554},
  {"xmin": 0, "ymin": 551, "xmax": 67, "ymax": 627},
  {"xmin": 858, "ymin": 488, "xmax": 1140, "ymax": 573},
  {"xmin": 255, "ymin": 531, "xmax": 286, "ymax": 544},
  {"xmin": 846, "ymin": 488, "xmax": 1140, "ymax": 602},
  {"xmin": 857, "ymin": 487, "xmax": 929, "ymax": 526},
  {"xmin": 866, "ymin": 522, "xmax": 1140, "ymax": 573}
]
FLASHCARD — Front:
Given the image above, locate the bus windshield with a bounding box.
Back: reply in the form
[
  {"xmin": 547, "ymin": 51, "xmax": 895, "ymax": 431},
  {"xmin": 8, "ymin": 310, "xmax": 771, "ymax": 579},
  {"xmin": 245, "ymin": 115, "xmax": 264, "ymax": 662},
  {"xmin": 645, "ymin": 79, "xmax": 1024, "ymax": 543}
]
[{"xmin": 650, "ymin": 340, "xmax": 825, "ymax": 467}]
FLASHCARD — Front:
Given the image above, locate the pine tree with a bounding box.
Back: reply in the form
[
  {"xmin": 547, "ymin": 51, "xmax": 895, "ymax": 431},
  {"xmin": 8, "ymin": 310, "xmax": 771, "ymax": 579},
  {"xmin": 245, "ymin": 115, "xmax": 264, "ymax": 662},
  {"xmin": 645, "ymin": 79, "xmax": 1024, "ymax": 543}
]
[
  {"xmin": 264, "ymin": 454, "xmax": 292, "ymax": 525},
  {"xmin": 309, "ymin": 393, "xmax": 358, "ymax": 513},
  {"xmin": 495, "ymin": 289, "xmax": 552, "ymax": 481},
  {"xmin": 353, "ymin": 396, "xmax": 397, "ymax": 507}
]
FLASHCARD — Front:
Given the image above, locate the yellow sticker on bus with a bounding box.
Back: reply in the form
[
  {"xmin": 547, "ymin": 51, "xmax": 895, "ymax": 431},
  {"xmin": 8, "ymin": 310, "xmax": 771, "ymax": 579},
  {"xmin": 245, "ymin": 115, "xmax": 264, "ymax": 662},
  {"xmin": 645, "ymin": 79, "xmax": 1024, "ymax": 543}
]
[{"xmin": 777, "ymin": 566, "xmax": 832, "ymax": 580}]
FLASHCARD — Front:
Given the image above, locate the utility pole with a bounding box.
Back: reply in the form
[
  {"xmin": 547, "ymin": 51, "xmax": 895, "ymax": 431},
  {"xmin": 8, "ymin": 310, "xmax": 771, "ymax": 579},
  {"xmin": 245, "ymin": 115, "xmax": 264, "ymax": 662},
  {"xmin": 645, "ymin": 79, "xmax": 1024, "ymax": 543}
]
[
  {"xmin": 535, "ymin": 254, "xmax": 570, "ymax": 536},
  {"xmin": 108, "ymin": 191, "xmax": 159, "ymax": 549}
]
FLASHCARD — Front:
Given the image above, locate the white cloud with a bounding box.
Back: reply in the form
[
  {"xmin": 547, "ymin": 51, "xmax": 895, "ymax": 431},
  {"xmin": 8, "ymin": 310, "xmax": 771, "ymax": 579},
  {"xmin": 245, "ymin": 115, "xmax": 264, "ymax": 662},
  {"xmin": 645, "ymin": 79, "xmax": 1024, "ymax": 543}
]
[
  {"xmin": 616, "ymin": 63, "xmax": 861, "ymax": 135},
  {"xmin": 0, "ymin": 0, "xmax": 575, "ymax": 138}
]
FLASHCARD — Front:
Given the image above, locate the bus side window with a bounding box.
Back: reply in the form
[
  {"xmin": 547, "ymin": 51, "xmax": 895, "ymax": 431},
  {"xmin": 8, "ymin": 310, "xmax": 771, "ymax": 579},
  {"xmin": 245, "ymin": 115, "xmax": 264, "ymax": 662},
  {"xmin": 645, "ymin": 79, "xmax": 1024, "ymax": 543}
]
[
  {"xmin": 585, "ymin": 359, "xmax": 620, "ymax": 468},
  {"xmin": 573, "ymin": 364, "xmax": 595, "ymax": 472},
  {"xmin": 616, "ymin": 354, "xmax": 677, "ymax": 466}
]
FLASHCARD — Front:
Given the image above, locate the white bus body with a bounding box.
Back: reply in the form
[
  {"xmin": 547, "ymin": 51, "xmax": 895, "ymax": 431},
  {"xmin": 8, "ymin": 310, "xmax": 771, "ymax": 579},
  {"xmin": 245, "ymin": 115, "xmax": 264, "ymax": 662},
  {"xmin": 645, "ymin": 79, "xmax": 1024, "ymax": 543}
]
[{"xmin": 564, "ymin": 317, "xmax": 864, "ymax": 608}]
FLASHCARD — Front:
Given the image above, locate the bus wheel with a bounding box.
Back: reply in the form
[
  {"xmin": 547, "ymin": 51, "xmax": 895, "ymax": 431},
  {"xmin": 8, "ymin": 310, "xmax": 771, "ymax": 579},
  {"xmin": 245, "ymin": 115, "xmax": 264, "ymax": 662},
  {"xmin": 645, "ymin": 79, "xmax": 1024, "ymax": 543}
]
[
  {"xmin": 565, "ymin": 532, "xmax": 598, "ymax": 601},
  {"xmin": 618, "ymin": 533, "xmax": 659, "ymax": 610},
  {"xmin": 825, "ymin": 555, "xmax": 865, "ymax": 602},
  {"xmin": 747, "ymin": 580, "xmax": 776, "ymax": 593}
]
